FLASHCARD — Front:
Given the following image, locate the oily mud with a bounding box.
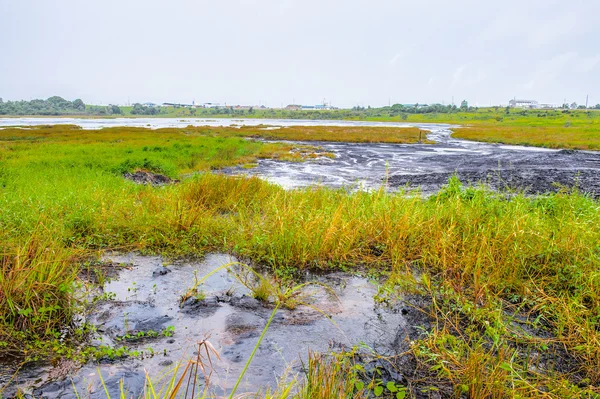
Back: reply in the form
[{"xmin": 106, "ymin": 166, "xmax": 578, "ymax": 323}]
[
  {"xmin": 388, "ymin": 167, "xmax": 600, "ymax": 196},
  {"xmin": 231, "ymin": 128, "xmax": 600, "ymax": 196},
  {"xmin": 123, "ymin": 171, "xmax": 177, "ymax": 186},
  {"xmin": 2, "ymin": 254, "xmax": 427, "ymax": 398}
]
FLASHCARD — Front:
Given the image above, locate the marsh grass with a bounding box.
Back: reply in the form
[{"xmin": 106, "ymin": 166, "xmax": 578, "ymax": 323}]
[
  {"xmin": 233, "ymin": 125, "xmax": 428, "ymax": 144},
  {"xmin": 453, "ymin": 124, "xmax": 600, "ymax": 150},
  {"xmin": 2, "ymin": 125, "xmax": 600, "ymax": 397},
  {"xmin": 260, "ymin": 352, "xmax": 368, "ymax": 399},
  {"xmin": 0, "ymin": 234, "xmax": 79, "ymax": 357}
]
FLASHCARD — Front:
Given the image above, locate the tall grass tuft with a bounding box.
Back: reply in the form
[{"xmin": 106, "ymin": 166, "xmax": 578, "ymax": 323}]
[{"xmin": 0, "ymin": 234, "xmax": 78, "ymax": 356}]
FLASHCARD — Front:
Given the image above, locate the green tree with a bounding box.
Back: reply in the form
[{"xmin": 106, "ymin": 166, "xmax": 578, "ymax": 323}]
[
  {"xmin": 460, "ymin": 100, "xmax": 468, "ymax": 110},
  {"xmin": 72, "ymin": 99, "xmax": 86, "ymax": 111},
  {"xmin": 109, "ymin": 105, "xmax": 122, "ymax": 114}
]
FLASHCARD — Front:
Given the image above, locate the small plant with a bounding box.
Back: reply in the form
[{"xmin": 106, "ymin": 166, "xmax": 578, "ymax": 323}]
[
  {"xmin": 93, "ymin": 291, "xmax": 116, "ymax": 302},
  {"xmin": 114, "ymin": 326, "xmax": 175, "ymax": 343},
  {"xmin": 251, "ymin": 277, "xmax": 272, "ymax": 302}
]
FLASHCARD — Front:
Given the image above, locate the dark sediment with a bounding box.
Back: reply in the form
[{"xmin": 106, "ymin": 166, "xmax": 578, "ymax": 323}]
[
  {"xmin": 387, "ymin": 168, "xmax": 600, "ymax": 197},
  {"xmin": 123, "ymin": 171, "xmax": 176, "ymax": 185},
  {"xmin": 230, "ymin": 128, "xmax": 600, "ymax": 196}
]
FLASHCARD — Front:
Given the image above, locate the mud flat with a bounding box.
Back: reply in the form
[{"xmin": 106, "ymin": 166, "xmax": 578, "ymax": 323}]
[
  {"xmin": 238, "ymin": 129, "xmax": 600, "ymax": 195},
  {"xmin": 6, "ymin": 117, "xmax": 599, "ymax": 195},
  {"xmin": 1, "ymin": 254, "xmax": 427, "ymax": 398}
]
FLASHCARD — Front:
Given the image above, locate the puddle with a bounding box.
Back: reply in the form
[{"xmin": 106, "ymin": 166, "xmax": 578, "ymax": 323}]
[{"xmin": 2, "ymin": 254, "xmax": 411, "ymax": 398}]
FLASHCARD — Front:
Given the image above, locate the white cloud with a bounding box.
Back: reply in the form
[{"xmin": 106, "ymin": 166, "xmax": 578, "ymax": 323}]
[
  {"xmin": 388, "ymin": 47, "xmax": 414, "ymax": 67},
  {"xmin": 1, "ymin": 0, "xmax": 599, "ymax": 106},
  {"xmin": 389, "ymin": 54, "xmax": 402, "ymax": 66},
  {"xmin": 573, "ymin": 55, "xmax": 600, "ymax": 73},
  {"xmin": 524, "ymin": 52, "xmax": 599, "ymax": 91},
  {"xmin": 451, "ymin": 64, "xmax": 487, "ymax": 88},
  {"xmin": 526, "ymin": 11, "xmax": 581, "ymax": 47},
  {"xmin": 481, "ymin": 8, "xmax": 590, "ymax": 48}
]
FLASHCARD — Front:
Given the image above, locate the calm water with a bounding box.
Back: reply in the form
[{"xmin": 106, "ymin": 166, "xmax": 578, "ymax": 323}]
[{"xmin": 0, "ymin": 116, "xmax": 446, "ymax": 130}]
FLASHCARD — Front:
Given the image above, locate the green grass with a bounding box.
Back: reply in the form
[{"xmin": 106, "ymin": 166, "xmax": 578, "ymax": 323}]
[
  {"xmin": 452, "ymin": 124, "xmax": 600, "ymax": 150},
  {"xmin": 406, "ymin": 108, "xmax": 600, "ymax": 151},
  {"xmin": 10, "ymin": 104, "xmax": 600, "ymax": 151},
  {"xmin": 1, "ymin": 125, "xmax": 600, "ymax": 397}
]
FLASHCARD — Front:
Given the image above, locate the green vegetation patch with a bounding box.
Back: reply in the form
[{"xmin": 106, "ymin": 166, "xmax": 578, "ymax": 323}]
[
  {"xmin": 1, "ymin": 124, "xmax": 600, "ymax": 397},
  {"xmin": 453, "ymin": 123, "xmax": 600, "ymax": 150}
]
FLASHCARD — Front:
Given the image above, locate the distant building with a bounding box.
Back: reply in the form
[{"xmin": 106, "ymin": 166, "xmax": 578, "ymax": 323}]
[
  {"xmin": 301, "ymin": 102, "xmax": 337, "ymax": 110},
  {"xmin": 142, "ymin": 102, "xmax": 157, "ymax": 107},
  {"xmin": 509, "ymin": 99, "xmax": 539, "ymax": 109},
  {"xmin": 398, "ymin": 103, "xmax": 429, "ymax": 108},
  {"xmin": 162, "ymin": 102, "xmax": 193, "ymax": 108},
  {"xmin": 285, "ymin": 104, "xmax": 302, "ymax": 110},
  {"xmin": 539, "ymin": 103, "xmax": 560, "ymax": 109}
]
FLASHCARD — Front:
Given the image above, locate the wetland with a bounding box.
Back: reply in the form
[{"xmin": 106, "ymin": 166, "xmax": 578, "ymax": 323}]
[{"xmin": 1, "ymin": 119, "xmax": 600, "ymax": 398}]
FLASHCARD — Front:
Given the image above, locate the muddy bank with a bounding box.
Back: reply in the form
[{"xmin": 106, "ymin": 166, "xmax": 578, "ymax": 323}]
[
  {"xmin": 2, "ymin": 254, "xmax": 429, "ymax": 398},
  {"xmin": 123, "ymin": 171, "xmax": 177, "ymax": 185},
  {"xmin": 387, "ymin": 168, "xmax": 600, "ymax": 196},
  {"xmin": 231, "ymin": 129, "xmax": 600, "ymax": 195}
]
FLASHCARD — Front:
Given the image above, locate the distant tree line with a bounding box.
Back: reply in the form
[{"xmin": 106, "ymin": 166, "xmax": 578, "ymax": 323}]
[
  {"xmin": 88, "ymin": 104, "xmax": 123, "ymax": 116},
  {"xmin": 183, "ymin": 100, "xmax": 475, "ymax": 120},
  {"xmin": 0, "ymin": 96, "xmax": 87, "ymax": 115},
  {"xmin": 1, "ymin": 96, "xmax": 599, "ymax": 118},
  {"xmin": 130, "ymin": 103, "xmax": 164, "ymax": 115}
]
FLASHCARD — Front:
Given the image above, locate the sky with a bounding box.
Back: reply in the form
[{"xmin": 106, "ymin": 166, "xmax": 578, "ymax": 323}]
[{"xmin": 1, "ymin": 0, "xmax": 599, "ymax": 108}]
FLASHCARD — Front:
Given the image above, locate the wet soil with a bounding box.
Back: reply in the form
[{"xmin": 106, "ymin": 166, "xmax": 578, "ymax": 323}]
[
  {"xmin": 1, "ymin": 254, "xmax": 429, "ymax": 398},
  {"xmin": 232, "ymin": 128, "xmax": 600, "ymax": 196},
  {"xmin": 123, "ymin": 171, "xmax": 176, "ymax": 185},
  {"xmin": 388, "ymin": 168, "xmax": 600, "ymax": 197}
]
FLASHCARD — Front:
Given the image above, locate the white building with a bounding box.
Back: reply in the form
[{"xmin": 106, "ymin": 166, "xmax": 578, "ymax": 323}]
[
  {"xmin": 509, "ymin": 99, "xmax": 539, "ymax": 109},
  {"xmin": 539, "ymin": 103, "xmax": 560, "ymax": 109}
]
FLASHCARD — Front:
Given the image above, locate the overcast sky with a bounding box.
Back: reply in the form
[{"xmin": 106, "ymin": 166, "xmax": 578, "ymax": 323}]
[{"xmin": 1, "ymin": 0, "xmax": 598, "ymax": 108}]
